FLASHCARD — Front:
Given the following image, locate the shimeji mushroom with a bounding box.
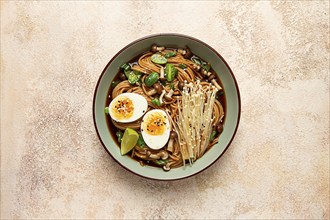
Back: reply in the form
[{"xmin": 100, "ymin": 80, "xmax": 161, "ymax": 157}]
[
  {"xmin": 216, "ymin": 121, "xmax": 224, "ymax": 134},
  {"xmin": 159, "ymin": 151, "xmax": 169, "ymax": 160},
  {"xmin": 164, "ymin": 89, "xmax": 174, "ymax": 101},
  {"xmin": 146, "ymin": 82, "xmax": 163, "ymax": 96},
  {"xmin": 162, "ymin": 160, "xmax": 176, "ymax": 171},
  {"xmin": 163, "ymin": 164, "xmax": 171, "ymax": 171},
  {"xmin": 135, "ymin": 151, "xmax": 148, "ymax": 159},
  {"xmin": 159, "ymin": 89, "xmax": 166, "ymax": 104},
  {"xmin": 177, "ymin": 47, "xmax": 192, "ymax": 59},
  {"xmin": 167, "ymin": 131, "xmax": 178, "ymax": 152},
  {"xmin": 119, "ymin": 72, "xmax": 127, "ymax": 80},
  {"xmin": 159, "ymin": 66, "xmax": 166, "ymax": 83},
  {"xmin": 200, "ymin": 68, "xmax": 213, "ymax": 77},
  {"xmin": 193, "ymin": 63, "xmax": 201, "ymax": 72},
  {"xmin": 151, "ymin": 44, "xmax": 165, "ymax": 53},
  {"xmin": 147, "ymin": 150, "xmax": 169, "ymax": 160},
  {"xmin": 208, "ymin": 74, "xmax": 222, "ymax": 90}
]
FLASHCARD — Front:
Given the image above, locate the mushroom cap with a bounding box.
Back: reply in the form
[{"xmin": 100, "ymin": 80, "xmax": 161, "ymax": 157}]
[
  {"xmin": 170, "ymin": 131, "xmax": 178, "ymax": 139},
  {"xmin": 119, "ymin": 72, "xmax": 127, "ymax": 80},
  {"xmin": 159, "ymin": 150, "xmax": 169, "ymax": 160},
  {"xmin": 201, "ymin": 68, "xmax": 208, "ymax": 76},
  {"xmin": 208, "ymin": 73, "xmax": 216, "ymax": 80},
  {"xmin": 153, "ymin": 82, "xmax": 163, "ymax": 94},
  {"xmin": 193, "ymin": 63, "xmax": 201, "ymax": 71},
  {"xmin": 178, "ymin": 82, "xmax": 185, "ymax": 90},
  {"xmin": 183, "ymin": 47, "xmax": 192, "ymax": 59},
  {"xmin": 216, "ymin": 121, "xmax": 223, "ymax": 134},
  {"xmin": 151, "ymin": 44, "xmax": 158, "ymax": 53},
  {"xmin": 177, "ymin": 48, "xmax": 186, "ymax": 55},
  {"xmin": 164, "ymin": 95, "xmax": 173, "ymax": 101},
  {"xmin": 163, "ymin": 165, "xmax": 171, "ymax": 171}
]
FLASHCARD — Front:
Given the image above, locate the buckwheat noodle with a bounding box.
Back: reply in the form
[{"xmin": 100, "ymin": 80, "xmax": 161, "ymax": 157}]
[{"xmin": 110, "ymin": 49, "xmax": 225, "ymax": 170}]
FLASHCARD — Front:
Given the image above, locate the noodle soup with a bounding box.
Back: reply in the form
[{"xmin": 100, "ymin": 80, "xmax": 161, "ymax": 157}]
[{"xmin": 105, "ymin": 45, "xmax": 226, "ymax": 171}]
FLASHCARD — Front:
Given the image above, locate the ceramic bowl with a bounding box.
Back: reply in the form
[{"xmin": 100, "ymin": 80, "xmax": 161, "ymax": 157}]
[{"xmin": 93, "ymin": 34, "xmax": 240, "ymax": 180}]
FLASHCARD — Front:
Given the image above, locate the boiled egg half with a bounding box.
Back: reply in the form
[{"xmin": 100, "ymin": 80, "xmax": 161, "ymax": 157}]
[
  {"xmin": 141, "ymin": 109, "xmax": 170, "ymax": 150},
  {"xmin": 109, "ymin": 93, "xmax": 148, "ymax": 123}
]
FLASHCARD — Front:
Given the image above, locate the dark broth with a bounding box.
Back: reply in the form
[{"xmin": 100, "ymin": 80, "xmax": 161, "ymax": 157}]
[{"xmin": 105, "ymin": 51, "xmax": 227, "ymax": 166}]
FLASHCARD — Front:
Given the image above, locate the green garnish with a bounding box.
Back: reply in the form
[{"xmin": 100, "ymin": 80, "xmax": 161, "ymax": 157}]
[
  {"xmin": 124, "ymin": 70, "xmax": 142, "ymax": 85},
  {"xmin": 111, "ymin": 80, "xmax": 120, "ymax": 88},
  {"xmin": 154, "ymin": 159, "xmax": 169, "ymax": 166},
  {"xmin": 165, "ymin": 63, "xmax": 178, "ymax": 82},
  {"xmin": 124, "ymin": 69, "xmax": 131, "ymax": 78},
  {"xmin": 164, "ymin": 51, "xmax": 177, "ymax": 58},
  {"xmin": 144, "ymin": 72, "xmax": 159, "ymax": 87},
  {"xmin": 128, "ymin": 71, "xmax": 142, "ymax": 85},
  {"xmin": 151, "ymin": 54, "xmax": 167, "ymax": 64},
  {"xmin": 178, "ymin": 64, "xmax": 187, "ymax": 69},
  {"xmin": 151, "ymin": 98, "xmax": 161, "ymax": 106},
  {"xmin": 104, "ymin": 107, "xmax": 109, "ymax": 114},
  {"xmin": 169, "ymin": 82, "xmax": 174, "ymax": 90},
  {"xmin": 116, "ymin": 131, "xmax": 123, "ymax": 143},
  {"xmin": 136, "ymin": 78, "xmax": 142, "ymax": 86},
  {"xmin": 120, "ymin": 63, "xmax": 131, "ymax": 71},
  {"xmin": 216, "ymin": 91, "xmax": 224, "ymax": 100},
  {"xmin": 191, "ymin": 57, "xmax": 202, "ymax": 65},
  {"xmin": 202, "ymin": 63, "xmax": 211, "ymax": 72},
  {"xmin": 210, "ymin": 130, "xmax": 217, "ymax": 141},
  {"xmin": 137, "ymin": 134, "xmax": 146, "ymax": 148}
]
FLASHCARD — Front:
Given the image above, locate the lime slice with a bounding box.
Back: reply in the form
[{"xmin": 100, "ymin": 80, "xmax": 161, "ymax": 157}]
[
  {"xmin": 120, "ymin": 128, "xmax": 139, "ymax": 155},
  {"xmin": 151, "ymin": 54, "xmax": 167, "ymax": 64}
]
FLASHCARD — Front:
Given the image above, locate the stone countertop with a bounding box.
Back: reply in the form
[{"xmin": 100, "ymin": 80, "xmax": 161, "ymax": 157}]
[{"xmin": 1, "ymin": 1, "xmax": 329, "ymax": 219}]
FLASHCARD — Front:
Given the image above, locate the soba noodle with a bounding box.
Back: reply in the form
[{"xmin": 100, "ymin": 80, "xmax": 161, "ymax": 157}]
[{"xmin": 107, "ymin": 46, "xmax": 225, "ymax": 171}]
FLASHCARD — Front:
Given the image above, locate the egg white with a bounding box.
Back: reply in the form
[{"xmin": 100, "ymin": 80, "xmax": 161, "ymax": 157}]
[
  {"xmin": 141, "ymin": 109, "xmax": 170, "ymax": 150},
  {"xmin": 109, "ymin": 93, "xmax": 148, "ymax": 123}
]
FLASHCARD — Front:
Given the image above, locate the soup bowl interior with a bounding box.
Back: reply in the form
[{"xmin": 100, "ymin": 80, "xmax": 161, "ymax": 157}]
[{"xmin": 93, "ymin": 34, "xmax": 240, "ymax": 180}]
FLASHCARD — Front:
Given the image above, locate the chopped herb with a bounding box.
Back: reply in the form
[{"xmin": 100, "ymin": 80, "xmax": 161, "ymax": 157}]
[
  {"xmin": 144, "ymin": 72, "xmax": 159, "ymax": 87},
  {"xmin": 202, "ymin": 63, "xmax": 211, "ymax": 72},
  {"xmin": 165, "ymin": 63, "xmax": 178, "ymax": 82},
  {"xmin": 104, "ymin": 107, "xmax": 109, "ymax": 114},
  {"xmin": 170, "ymin": 82, "xmax": 174, "ymax": 90},
  {"xmin": 128, "ymin": 71, "xmax": 142, "ymax": 84},
  {"xmin": 136, "ymin": 78, "xmax": 142, "ymax": 86},
  {"xmin": 154, "ymin": 159, "xmax": 169, "ymax": 166},
  {"xmin": 178, "ymin": 64, "xmax": 187, "ymax": 69},
  {"xmin": 210, "ymin": 130, "xmax": 217, "ymax": 141},
  {"xmin": 151, "ymin": 54, "xmax": 167, "ymax": 64},
  {"xmin": 151, "ymin": 98, "xmax": 161, "ymax": 106},
  {"xmin": 111, "ymin": 80, "xmax": 120, "ymax": 88},
  {"xmin": 116, "ymin": 131, "xmax": 123, "ymax": 143},
  {"xmin": 191, "ymin": 57, "xmax": 202, "ymax": 65},
  {"xmin": 120, "ymin": 63, "xmax": 131, "ymax": 71},
  {"xmin": 137, "ymin": 134, "xmax": 146, "ymax": 148},
  {"xmin": 164, "ymin": 51, "xmax": 177, "ymax": 58},
  {"xmin": 216, "ymin": 91, "xmax": 224, "ymax": 99}
]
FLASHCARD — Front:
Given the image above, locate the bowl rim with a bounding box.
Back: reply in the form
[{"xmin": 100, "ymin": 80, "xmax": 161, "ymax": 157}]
[{"xmin": 93, "ymin": 33, "xmax": 241, "ymax": 181}]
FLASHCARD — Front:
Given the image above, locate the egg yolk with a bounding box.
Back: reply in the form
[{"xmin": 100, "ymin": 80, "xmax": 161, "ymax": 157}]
[
  {"xmin": 142, "ymin": 112, "xmax": 166, "ymax": 135},
  {"xmin": 111, "ymin": 97, "xmax": 134, "ymax": 120}
]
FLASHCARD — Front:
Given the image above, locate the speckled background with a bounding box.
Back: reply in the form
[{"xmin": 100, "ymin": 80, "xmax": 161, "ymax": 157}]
[{"xmin": 1, "ymin": 1, "xmax": 329, "ymax": 219}]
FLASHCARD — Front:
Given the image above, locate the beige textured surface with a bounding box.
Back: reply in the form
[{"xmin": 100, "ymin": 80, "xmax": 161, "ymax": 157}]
[{"xmin": 1, "ymin": 1, "xmax": 329, "ymax": 219}]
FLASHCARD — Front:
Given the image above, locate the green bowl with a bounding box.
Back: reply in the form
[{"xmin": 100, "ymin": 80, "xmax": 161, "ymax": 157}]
[{"xmin": 93, "ymin": 34, "xmax": 241, "ymax": 180}]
